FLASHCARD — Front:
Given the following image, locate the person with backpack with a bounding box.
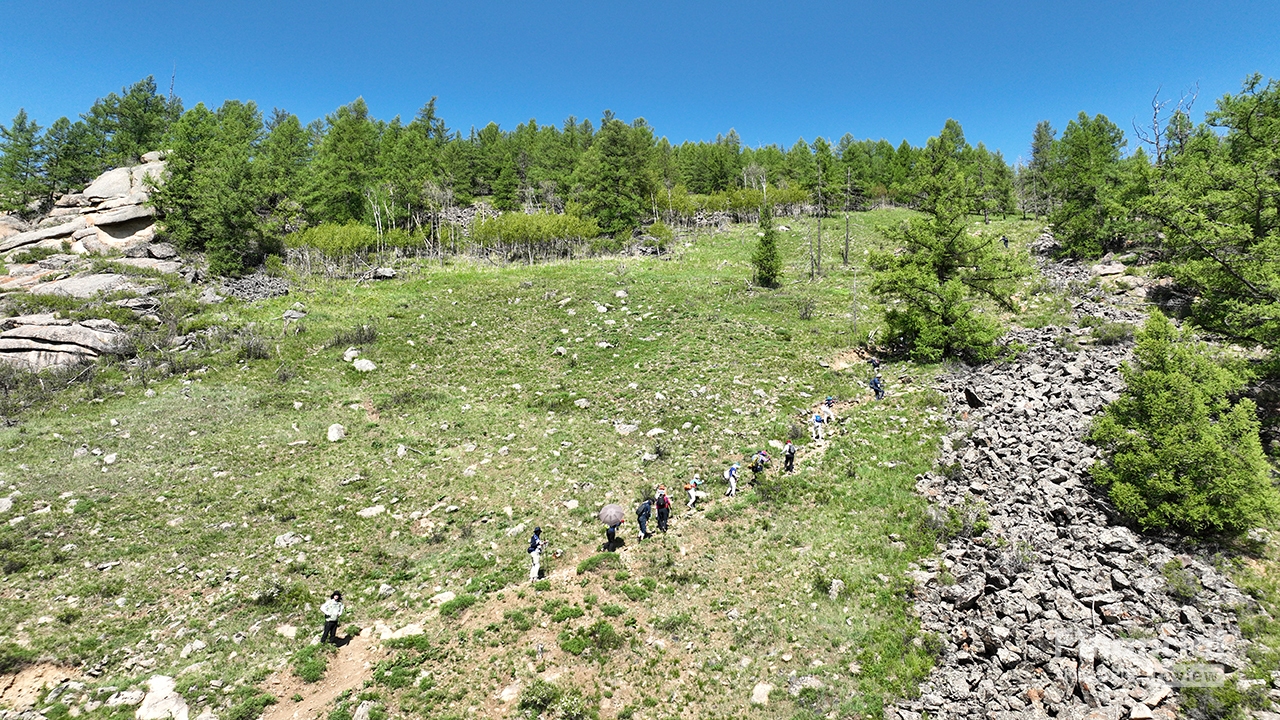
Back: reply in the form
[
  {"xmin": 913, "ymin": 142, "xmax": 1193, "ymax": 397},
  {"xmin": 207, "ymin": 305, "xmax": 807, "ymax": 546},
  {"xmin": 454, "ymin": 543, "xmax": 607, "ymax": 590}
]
[
  {"xmin": 812, "ymin": 412, "xmax": 826, "ymax": 440},
  {"xmin": 606, "ymin": 521, "xmax": 621, "ymax": 549},
  {"xmin": 655, "ymin": 487, "xmax": 672, "ymax": 532},
  {"xmin": 723, "ymin": 462, "xmax": 739, "ymax": 497},
  {"xmin": 870, "ymin": 374, "xmax": 884, "ymax": 401},
  {"xmin": 750, "ymin": 449, "xmax": 771, "ymax": 478},
  {"xmin": 527, "ymin": 527, "xmax": 545, "ymax": 582},
  {"xmin": 636, "ymin": 498, "xmax": 653, "ymax": 541},
  {"xmin": 784, "ymin": 440, "xmax": 796, "ymax": 472},
  {"xmin": 685, "ymin": 474, "xmax": 703, "ymax": 508},
  {"xmin": 320, "ymin": 591, "xmax": 344, "ymax": 645}
]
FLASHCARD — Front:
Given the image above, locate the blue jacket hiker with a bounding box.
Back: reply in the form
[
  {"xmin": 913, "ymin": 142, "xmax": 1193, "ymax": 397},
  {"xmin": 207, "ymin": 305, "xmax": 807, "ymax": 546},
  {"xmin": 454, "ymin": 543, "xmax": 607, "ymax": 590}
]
[{"xmin": 636, "ymin": 500, "xmax": 653, "ymax": 541}]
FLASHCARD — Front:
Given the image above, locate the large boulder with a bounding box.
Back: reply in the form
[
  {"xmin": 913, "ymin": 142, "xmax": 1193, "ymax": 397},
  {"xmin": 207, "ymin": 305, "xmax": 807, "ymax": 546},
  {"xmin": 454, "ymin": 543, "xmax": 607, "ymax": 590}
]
[
  {"xmin": 131, "ymin": 161, "xmax": 166, "ymax": 188},
  {"xmin": 0, "ymin": 217, "xmax": 87, "ymax": 252},
  {"xmin": 0, "ymin": 316, "xmax": 124, "ymax": 371},
  {"xmin": 90, "ymin": 204, "xmax": 154, "ymax": 227},
  {"xmin": 0, "ymin": 214, "xmax": 31, "ymax": 241},
  {"xmin": 82, "ymin": 167, "xmax": 134, "ymax": 201},
  {"xmin": 29, "ymin": 273, "xmax": 135, "ymax": 299}
]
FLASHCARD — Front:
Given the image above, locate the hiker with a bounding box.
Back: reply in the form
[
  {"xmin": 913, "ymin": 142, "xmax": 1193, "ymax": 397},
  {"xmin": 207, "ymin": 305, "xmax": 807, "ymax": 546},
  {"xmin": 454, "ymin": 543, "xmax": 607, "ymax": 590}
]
[
  {"xmin": 750, "ymin": 449, "xmax": 770, "ymax": 478},
  {"xmin": 868, "ymin": 356, "xmax": 880, "ymax": 371},
  {"xmin": 870, "ymin": 374, "xmax": 884, "ymax": 401},
  {"xmin": 320, "ymin": 590, "xmax": 344, "ymax": 645},
  {"xmin": 724, "ymin": 462, "xmax": 739, "ymax": 497},
  {"xmin": 825, "ymin": 395, "xmax": 835, "ymax": 409},
  {"xmin": 686, "ymin": 474, "xmax": 703, "ymax": 508},
  {"xmin": 655, "ymin": 486, "xmax": 672, "ymax": 532},
  {"xmin": 606, "ymin": 521, "xmax": 622, "ymax": 549},
  {"xmin": 1001, "ymin": 235, "xmax": 1009, "ymax": 249},
  {"xmin": 636, "ymin": 498, "xmax": 653, "ymax": 541},
  {"xmin": 527, "ymin": 527, "xmax": 545, "ymax": 581},
  {"xmin": 812, "ymin": 412, "xmax": 826, "ymax": 440},
  {"xmin": 784, "ymin": 440, "xmax": 796, "ymax": 472}
]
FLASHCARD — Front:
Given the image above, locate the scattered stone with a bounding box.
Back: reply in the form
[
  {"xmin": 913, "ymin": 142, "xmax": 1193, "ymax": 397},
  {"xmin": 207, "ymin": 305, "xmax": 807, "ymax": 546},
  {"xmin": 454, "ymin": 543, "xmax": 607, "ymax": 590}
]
[
  {"xmin": 615, "ymin": 423, "xmax": 639, "ymax": 436},
  {"xmin": 750, "ymin": 683, "xmax": 772, "ymax": 705},
  {"xmin": 357, "ymin": 505, "xmax": 386, "ymax": 518},
  {"xmin": 370, "ymin": 268, "xmax": 396, "ymax": 280},
  {"xmin": 274, "ymin": 532, "xmax": 303, "ymax": 548},
  {"xmin": 352, "ymin": 358, "xmax": 376, "ymax": 372},
  {"xmin": 573, "ymin": 398, "xmax": 589, "ymax": 408},
  {"xmin": 430, "ymin": 591, "xmax": 456, "ymax": 605},
  {"xmin": 136, "ymin": 675, "xmax": 189, "ymax": 720},
  {"xmin": 564, "ymin": 499, "xmax": 579, "ymax": 510},
  {"xmin": 106, "ymin": 690, "xmax": 145, "ymax": 707},
  {"xmin": 327, "ymin": 424, "xmax": 346, "ymax": 442},
  {"xmin": 275, "ymin": 625, "xmax": 297, "ymax": 639}
]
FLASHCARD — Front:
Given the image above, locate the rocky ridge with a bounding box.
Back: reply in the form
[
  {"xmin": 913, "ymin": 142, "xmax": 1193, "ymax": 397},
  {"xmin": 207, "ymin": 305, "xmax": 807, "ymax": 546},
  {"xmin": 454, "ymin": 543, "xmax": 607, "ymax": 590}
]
[{"xmin": 890, "ymin": 258, "xmax": 1263, "ymax": 719}]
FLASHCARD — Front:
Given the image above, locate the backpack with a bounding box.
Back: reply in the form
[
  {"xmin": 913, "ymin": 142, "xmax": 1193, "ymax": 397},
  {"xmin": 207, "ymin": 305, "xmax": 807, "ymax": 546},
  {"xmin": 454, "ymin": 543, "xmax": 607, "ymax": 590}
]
[{"xmin": 656, "ymin": 495, "xmax": 670, "ymax": 510}]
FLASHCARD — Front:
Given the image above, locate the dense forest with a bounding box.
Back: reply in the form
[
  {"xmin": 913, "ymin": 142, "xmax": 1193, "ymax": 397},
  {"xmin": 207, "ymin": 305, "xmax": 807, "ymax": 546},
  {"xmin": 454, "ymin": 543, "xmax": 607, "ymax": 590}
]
[
  {"xmin": 0, "ymin": 77, "xmax": 1018, "ymax": 273},
  {"xmin": 0, "ymin": 73, "xmax": 1276, "ymax": 357}
]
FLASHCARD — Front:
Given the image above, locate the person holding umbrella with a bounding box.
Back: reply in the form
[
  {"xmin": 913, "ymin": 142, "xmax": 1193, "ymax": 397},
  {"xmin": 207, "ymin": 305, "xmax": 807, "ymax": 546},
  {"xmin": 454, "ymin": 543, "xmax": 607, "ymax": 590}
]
[{"xmin": 598, "ymin": 504, "xmax": 625, "ymax": 550}]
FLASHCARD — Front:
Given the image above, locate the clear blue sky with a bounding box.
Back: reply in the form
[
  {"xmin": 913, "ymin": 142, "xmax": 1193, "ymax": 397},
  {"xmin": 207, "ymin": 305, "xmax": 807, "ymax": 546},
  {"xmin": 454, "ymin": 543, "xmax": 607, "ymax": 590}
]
[{"xmin": 3, "ymin": 0, "xmax": 1277, "ymax": 163}]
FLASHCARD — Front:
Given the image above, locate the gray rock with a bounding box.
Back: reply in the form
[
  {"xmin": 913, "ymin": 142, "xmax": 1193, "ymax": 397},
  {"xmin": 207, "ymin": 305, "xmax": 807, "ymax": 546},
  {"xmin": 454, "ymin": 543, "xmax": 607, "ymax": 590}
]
[
  {"xmin": 0, "ymin": 216, "xmax": 87, "ymax": 252},
  {"xmin": 82, "ymin": 167, "xmax": 134, "ymax": 200},
  {"xmin": 148, "ymin": 242, "xmax": 178, "ymax": 260},
  {"xmin": 30, "ymin": 273, "xmax": 133, "ymax": 299},
  {"xmin": 89, "ymin": 203, "xmax": 154, "ymax": 227}
]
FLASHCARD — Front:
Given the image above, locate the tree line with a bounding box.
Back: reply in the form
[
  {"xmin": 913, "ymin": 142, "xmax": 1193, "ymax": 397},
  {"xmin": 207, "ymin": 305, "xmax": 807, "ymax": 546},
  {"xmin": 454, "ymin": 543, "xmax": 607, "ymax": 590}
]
[
  {"xmin": 1018, "ymin": 73, "xmax": 1279, "ymax": 356},
  {"xmin": 0, "ymin": 76, "xmax": 1017, "ymax": 274}
]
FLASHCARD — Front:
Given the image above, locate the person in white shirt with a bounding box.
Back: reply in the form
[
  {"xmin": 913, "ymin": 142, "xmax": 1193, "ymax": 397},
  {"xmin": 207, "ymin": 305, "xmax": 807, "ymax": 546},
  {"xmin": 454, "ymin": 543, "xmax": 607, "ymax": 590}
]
[{"xmin": 320, "ymin": 591, "xmax": 344, "ymax": 645}]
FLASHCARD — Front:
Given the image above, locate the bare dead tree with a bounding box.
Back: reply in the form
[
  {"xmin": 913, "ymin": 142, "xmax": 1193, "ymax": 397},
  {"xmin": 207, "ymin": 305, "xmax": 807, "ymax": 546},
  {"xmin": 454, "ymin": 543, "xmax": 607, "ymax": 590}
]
[{"xmin": 1133, "ymin": 84, "xmax": 1199, "ymax": 166}]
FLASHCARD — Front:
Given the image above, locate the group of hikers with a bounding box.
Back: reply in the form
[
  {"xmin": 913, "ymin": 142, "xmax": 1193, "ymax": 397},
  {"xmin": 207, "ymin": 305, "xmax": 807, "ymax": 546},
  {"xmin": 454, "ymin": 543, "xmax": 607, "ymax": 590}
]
[{"xmin": 322, "ymin": 358, "xmax": 890, "ymax": 640}]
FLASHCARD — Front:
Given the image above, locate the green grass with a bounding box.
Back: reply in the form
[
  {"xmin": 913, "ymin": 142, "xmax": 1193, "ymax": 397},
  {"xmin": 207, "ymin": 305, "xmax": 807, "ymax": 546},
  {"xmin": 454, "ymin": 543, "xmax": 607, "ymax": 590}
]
[
  {"xmin": 292, "ymin": 642, "xmax": 335, "ymax": 683},
  {"xmin": 575, "ymin": 552, "xmax": 621, "ymax": 574},
  {"xmin": 0, "ymin": 210, "xmax": 1044, "ymax": 720}
]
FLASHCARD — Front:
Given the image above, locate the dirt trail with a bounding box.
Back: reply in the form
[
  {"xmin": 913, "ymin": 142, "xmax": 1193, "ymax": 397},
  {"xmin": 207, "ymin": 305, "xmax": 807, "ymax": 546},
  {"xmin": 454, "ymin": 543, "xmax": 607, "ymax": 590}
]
[{"xmin": 261, "ymin": 634, "xmax": 379, "ymax": 720}]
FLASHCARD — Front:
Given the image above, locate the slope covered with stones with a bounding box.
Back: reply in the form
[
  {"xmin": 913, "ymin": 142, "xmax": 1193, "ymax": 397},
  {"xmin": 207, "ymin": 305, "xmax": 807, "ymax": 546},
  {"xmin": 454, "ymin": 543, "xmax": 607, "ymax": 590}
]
[{"xmin": 892, "ymin": 267, "xmax": 1257, "ymax": 720}]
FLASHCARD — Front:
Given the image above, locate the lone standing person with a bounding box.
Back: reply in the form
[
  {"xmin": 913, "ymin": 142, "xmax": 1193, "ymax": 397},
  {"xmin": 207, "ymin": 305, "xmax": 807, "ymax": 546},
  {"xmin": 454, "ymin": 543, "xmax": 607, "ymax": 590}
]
[
  {"xmin": 784, "ymin": 440, "xmax": 796, "ymax": 473},
  {"xmin": 724, "ymin": 463, "xmax": 739, "ymax": 498},
  {"xmin": 636, "ymin": 498, "xmax": 653, "ymax": 542},
  {"xmin": 320, "ymin": 591, "xmax": 344, "ymax": 645},
  {"xmin": 655, "ymin": 487, "xmax": 672, "ymax": 532},
  {"xmin": 812, "ymin": 412, "xmax": 826, "ymax": 440},
  {"xmin": 870, "ymin": 373, "xmax": 884, "ymax": 401},
  {"xmin": 527, "ymin": 527, "xmax": 545, "ymax": 582}
]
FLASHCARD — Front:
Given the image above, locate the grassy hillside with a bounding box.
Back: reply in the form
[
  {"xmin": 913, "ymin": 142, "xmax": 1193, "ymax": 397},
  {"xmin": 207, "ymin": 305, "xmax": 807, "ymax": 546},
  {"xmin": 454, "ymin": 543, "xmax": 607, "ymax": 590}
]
[{"xmin": 0, "ymin": 210, "xmax": 1046, "ymax": 720}]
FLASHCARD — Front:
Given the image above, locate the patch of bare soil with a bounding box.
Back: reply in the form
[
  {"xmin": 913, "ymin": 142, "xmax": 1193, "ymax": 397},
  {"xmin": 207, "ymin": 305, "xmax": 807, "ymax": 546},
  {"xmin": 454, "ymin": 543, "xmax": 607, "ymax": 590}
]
[
  {"xmin": 260, "ymin": 634, "xmax": 379, "ymax": 720},
  {"xmin": 0, "ymin": 664, "xmax": 76, "ymax": 711}
]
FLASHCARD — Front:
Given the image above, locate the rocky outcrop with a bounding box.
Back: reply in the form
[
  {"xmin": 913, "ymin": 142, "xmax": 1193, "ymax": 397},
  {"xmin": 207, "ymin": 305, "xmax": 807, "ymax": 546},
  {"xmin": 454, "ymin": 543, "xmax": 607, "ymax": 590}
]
[
  {"xmin": 890, "ymin": 308, "xmax": 1255, "ymax": 718},
  {"xmin": 0, "ymin": 156, "xmax": 166, "ymax": 258},
  {"xmin": 0, "ymin": 315, "xmax": 124, "ymax": 370}
]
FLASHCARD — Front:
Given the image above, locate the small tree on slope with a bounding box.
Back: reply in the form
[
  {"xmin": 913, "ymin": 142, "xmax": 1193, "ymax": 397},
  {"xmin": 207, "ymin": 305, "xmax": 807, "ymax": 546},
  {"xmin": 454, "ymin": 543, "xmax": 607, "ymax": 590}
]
[
  {"xmin": 1087, "ymin": 312, "xmax": 1279, "ymax": 537},
  {"xmin": 752, "ymin": 203, "xmax": 782, "ymax": 288}
]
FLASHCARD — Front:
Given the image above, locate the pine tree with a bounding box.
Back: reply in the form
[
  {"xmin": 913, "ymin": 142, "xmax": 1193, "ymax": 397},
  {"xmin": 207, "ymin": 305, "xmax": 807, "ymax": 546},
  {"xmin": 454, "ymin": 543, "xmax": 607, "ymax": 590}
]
[
  {"xmin": 83, "ymin": 76, "xmax": 182, "ymax": 167},
  {"xmin": 752, "ymin": 203, "xmax": 782, "ymax": 287},
  {"xmin": 0, "ymin": 109, "xmax": 45, "ymax": 215},
  {"xmin": 869, "ymin": 120, "xmax": 1028, "ymax": 362},
  {"xmin": 306, "ymin": 98, "xmax": 379, "ymax": 224},
  {"xmin": 573, "ymin": 115, "xmax": 655, "ymax": 237},
  {"xmin": 42, "ymin": 117, "xmax": 99, "ymax": 199}
]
